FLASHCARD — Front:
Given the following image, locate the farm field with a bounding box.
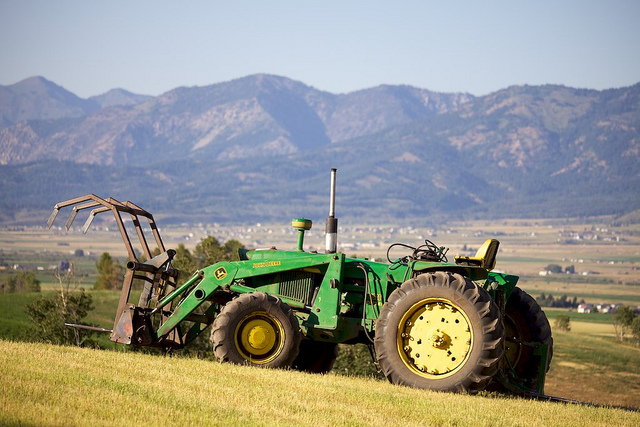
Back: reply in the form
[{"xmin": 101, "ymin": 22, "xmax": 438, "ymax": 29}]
[
  {"xmin": 3, "ymin": 216, "xmax": 639, "ymax": 300},
  {"xmin": 1, "ymin": 216, "xmax": 640, "ymax": 411},
  {"xmin": 2, "ymin": 290, "xmax": 639, "ymax": 408}
]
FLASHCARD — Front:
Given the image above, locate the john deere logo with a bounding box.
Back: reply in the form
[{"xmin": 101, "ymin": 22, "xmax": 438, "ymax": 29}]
[{"xmin": 214, "ymin": 267, "xmax": 227, "ymax": 280}]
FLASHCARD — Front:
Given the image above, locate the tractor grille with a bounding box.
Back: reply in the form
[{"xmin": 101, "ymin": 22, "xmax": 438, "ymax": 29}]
[{"xmin": 277, "ymin": 271, "xmax": 315, "ymax": 305}]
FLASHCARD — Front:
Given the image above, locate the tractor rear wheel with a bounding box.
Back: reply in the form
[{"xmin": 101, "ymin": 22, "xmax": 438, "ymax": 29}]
[
  {"xmin": 292, "ymin": 340, "xmax": 339, "ymax": 374},
  {"xmin": 211, "ymin": 292, "xmax": 301, "ymax": 368},
  {"xmin": 501, "ymin": 287, "xmax": 553, "ymax": 391},
  {"xmin": 375, "ymin": 272, "xmax": 504, "ymax": 393}
]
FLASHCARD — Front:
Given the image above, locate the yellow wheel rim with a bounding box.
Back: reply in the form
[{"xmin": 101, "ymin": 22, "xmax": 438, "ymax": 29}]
[
  {"xmin": 235, "ymin": 312, "xmax": 285, "ymax": 364},
  {"xmin": 397, "ymin": 298, "xmax": 473, "ymax": 378}
]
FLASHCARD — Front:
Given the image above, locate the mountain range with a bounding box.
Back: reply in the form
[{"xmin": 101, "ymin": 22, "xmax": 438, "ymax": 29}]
[{"xmin": 0, "ymin": 75, "xmax": 639, "ymax": 226}]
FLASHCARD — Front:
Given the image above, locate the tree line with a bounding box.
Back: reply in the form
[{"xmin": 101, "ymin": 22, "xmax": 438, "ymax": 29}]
[{"xmin": 536, "ymin": 293, "xmax": 584, "ymax": 308}]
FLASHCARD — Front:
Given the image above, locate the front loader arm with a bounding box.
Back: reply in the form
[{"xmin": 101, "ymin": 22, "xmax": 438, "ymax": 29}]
[
  {"xmin": 154, "ymin": 263, "xmax": 238, "ymax": 339},
  {"xmin": 154, "ymin": 253, "xmax": 345, "ymax": 344}
]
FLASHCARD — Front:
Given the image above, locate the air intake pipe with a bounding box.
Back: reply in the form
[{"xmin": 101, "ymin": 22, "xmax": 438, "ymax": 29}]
[{"xmin": 325, "ymin": 168, "xmax": 338, "ymax": 254}]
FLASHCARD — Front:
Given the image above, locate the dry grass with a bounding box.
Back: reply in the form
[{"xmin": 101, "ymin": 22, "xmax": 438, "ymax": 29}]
[
  {"xmin": 544, "ymin": 329, "xmax": 640, "ymax": 408},
  {"xmin": 1, "ymin": 340, "xmax": 639, "ymax": 426}
]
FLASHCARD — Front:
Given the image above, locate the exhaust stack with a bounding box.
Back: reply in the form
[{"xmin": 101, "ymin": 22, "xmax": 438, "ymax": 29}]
[{"xmin": 325, "ymin": 168, "xmax": 338, "ymax": 254}]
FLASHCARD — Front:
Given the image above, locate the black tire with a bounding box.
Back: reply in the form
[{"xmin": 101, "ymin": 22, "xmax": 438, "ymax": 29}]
[
  {"xmin": 291, "ymin": 340, "xmax": 339, "ymax": 374},
  {"xmin": 501, "ymin": 287, "xmax": 553, "ymax": 391},
  {"xmin": 211, "ymin": 292, "xmax": 301, "ymax": 368},
  {"xmin": 374, "ymin": 271, "xmax": 504, "ymax": 393}
]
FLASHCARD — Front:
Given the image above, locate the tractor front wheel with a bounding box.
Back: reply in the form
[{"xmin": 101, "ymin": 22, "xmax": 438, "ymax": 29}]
[
  {"xmin": 211, "ymin": 292, "xmax": 301, "ymax": 368},
  {"xmin": 375, "ymin": 272, "xmax": 504, "ymax": 393}
]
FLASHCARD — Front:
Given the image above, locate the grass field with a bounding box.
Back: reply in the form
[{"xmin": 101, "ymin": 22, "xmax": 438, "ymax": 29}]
[
  {"xmin": 544, "ymin": 325, "xmax": 640, "ymax": 407},
  {"xmin": 1, "ymin": 339, "xmax": 639, "ymax": 427},
  {"xmin": 0, "ymin": 290, "xmax": 129, "ymax": 349},
  {"xmin": 1, "ymin": 217, "xmax": 640, "ymax": 421},
  {"xmin": 1, "ymin": 289, "xmax": 639, "ymax": 410}
]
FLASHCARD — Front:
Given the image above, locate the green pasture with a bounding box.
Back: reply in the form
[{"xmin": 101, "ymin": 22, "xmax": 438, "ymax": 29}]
[
  {"xmin": 0, "ymin": 290, "xmax": 122, "ymax": 348},
  {"xmin": 543, "ymin": 309, "xmax": 615, "ymax": 326}
]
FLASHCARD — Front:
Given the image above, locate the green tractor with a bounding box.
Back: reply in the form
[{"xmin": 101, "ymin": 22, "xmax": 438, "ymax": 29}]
[{"xmin": 48, "ymin": 169, "xmax": 552, "ymax": 395}]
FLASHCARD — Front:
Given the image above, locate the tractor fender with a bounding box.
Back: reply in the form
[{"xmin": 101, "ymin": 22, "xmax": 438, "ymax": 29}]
[{"xmin": 411, "ymin": 261, "xmax": 489, "ymax": 281}]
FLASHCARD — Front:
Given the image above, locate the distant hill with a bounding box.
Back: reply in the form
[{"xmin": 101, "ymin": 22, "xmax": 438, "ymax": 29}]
[
  {"xmin": 89, "ymin": 88, "xmax": 152, "ymax": 109},
  {"xmin": 0, "ymin": 77, "xmax": 151, "ymax": 131},
  {"xmin": 0, "ymin": 76, "xmax": 97, "ymax": 129},
  {"xmin": 0, "ymin": 75, "xmax": 472, "ymax": 166},
  {"xmin": 0, "ymin": 75, "xmax": 638, "ymax": 225}
]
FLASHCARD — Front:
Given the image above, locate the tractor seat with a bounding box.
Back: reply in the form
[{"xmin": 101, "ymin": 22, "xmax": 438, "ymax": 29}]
[{"xmin": 454, "ymin": 239, "xmax": 500, "ymax": 271}]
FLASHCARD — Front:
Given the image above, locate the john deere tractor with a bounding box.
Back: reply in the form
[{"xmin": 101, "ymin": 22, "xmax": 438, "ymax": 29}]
[{"xmin": 48, "ymin": 169, "xmax": 552, "ymax": 395}]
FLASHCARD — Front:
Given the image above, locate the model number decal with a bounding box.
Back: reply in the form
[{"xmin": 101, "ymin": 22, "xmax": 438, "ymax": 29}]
[{"xmin": 253, "ymin": 261, "xmax": 281, "ymax": 268}]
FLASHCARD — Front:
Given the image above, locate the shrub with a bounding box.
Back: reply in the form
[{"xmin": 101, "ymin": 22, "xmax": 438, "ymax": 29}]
[
  {"xmin": 631, "ymin": 316, "xmax": 640, "ymax": 345},
  {"xmin": 613, "ymin": 305, "xmax": 637, "ymax": 341},
  {"xmin": 25, "ymin": 265, "xmax": 96, "ymax": 347},
  {"xmin": 0, "ymin": 271, "xmax": 41, "ymax": 293},
  {"xmin": 555, "ymin": 314, "xmax": 571, "ymax": 332},
  {"xmin": 25, "ymin": 290, "xmax": 96, "ymax": 346},
  {"xmin": 545, "ymin": 264, "xmax": 563, "ymax": 274}
]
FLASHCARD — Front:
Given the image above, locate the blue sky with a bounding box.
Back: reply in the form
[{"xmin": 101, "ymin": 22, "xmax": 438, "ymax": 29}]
[{"xmin": 1, "ymin": 1, "xmax": 639, "ymax": 98}]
